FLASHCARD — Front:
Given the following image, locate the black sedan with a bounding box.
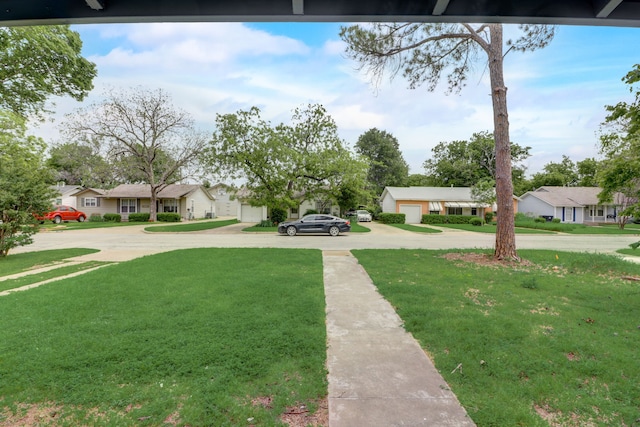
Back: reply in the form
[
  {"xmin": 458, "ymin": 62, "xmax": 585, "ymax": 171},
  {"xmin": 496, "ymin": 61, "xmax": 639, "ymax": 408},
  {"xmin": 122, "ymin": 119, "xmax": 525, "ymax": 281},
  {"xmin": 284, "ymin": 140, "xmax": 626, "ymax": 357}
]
[{"xmin": 278, "ymin": 214, "xmax": 351, "ymax": 236}]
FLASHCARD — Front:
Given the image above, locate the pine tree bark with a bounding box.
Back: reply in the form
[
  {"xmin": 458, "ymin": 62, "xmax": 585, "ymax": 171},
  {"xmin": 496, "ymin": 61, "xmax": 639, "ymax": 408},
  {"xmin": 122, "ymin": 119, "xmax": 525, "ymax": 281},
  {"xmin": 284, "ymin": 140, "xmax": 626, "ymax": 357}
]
[{"xmin": 487, "ymin": 24, "xmax": 519, "ymax": 260}]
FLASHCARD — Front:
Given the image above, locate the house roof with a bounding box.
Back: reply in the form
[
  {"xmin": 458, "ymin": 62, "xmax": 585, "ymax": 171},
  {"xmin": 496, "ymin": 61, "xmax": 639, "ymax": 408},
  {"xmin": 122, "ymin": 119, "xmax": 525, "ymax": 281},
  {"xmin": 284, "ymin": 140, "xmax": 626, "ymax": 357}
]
[
  {"xmin": 521, "ymin": 186, "xmax": 604, "ymax": 207},
  {"xmin": 383, "ymin": 186, "xmax": 477, "ymax": 201},
  {"xmin": 72, "ymin": 188, "xmax": 107, "ymax": 197},
  {"xmin": 51, "ymin": 184, "xmax": 83, "ymax": 196},
  {"xmin": 381, "ymin": 186, "xmax": 519, "ymax": 202},
  {"xmin": 102, "ymin": 184, "xmax": 214, "ymax": 200}
]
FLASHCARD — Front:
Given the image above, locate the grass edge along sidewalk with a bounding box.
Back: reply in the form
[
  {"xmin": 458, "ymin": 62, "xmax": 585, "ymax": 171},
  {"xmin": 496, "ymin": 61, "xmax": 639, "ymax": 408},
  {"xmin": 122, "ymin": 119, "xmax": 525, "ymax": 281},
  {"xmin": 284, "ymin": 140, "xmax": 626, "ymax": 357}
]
[
  {"xmin": 0, "ymin": 248, "xmax": 328, "ymax": 427},
  {"xmin": 353, "ymin": 248, "xmax": 640, "ymax": 427}
]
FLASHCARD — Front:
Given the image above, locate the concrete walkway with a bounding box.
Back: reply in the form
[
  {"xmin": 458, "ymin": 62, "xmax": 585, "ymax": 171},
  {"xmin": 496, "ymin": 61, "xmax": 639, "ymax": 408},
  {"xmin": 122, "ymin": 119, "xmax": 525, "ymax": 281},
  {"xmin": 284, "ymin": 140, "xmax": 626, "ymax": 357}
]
[{"xmin": 323, "ymin": 251, "xmax": 475, "ymax": 426}]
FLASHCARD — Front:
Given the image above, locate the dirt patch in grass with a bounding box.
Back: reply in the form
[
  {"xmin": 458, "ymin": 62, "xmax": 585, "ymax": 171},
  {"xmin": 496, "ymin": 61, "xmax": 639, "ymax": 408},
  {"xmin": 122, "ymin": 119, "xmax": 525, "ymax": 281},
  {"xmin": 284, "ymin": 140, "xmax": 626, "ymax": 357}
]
[
  {"xmin": 248, "ymin": 396, "xmax": 328, "ymax": 427},
  {"xmin": 0, "ymin": 402, "xmax": 64, "ymax": 426},
  {"xmin": 280, "ymin": 398, "xmax": 328, "ymax": 427},
  {"xmin": 441, "ymin": 252, "xmax": 535, "ymax": 269}
]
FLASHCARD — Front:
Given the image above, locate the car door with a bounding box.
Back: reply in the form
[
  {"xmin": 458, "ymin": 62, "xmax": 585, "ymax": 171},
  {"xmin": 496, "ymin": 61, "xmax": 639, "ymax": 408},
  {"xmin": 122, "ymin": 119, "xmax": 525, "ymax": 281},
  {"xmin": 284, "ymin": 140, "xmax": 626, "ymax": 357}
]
[
  {"xmin": 316, "ymin": 215, "xmax": 334, "ymax": 233},
  {"xmin": 58, "ymin": 206, "xmax": 70, "ymax": 220},
  {"xmin": 297, "ymin": 215, "xmax": 317, "ymax": 233}
]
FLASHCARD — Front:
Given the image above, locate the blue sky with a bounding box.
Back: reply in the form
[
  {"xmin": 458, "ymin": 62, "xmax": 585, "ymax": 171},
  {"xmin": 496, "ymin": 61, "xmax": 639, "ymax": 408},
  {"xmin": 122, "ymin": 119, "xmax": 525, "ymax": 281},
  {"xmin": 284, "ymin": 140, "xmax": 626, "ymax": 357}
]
[{"xmin": 30, "ymin": 22, "xmax": 640, "ymax": 177}]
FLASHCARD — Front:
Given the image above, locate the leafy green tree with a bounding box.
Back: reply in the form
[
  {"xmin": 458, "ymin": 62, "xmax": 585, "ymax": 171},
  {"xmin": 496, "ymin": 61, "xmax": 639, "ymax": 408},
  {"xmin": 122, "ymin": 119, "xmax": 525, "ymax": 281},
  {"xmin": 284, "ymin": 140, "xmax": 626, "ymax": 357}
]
[
  {"xmin": 207, "ymin": 104, "xmax": 369, "ymax": 211},
  {"xmin": 598, "ymin": 64, "xmax": 640, "ymax": 226},
  {"xmin": 405, "ymin": 174, "xmax": 432, "ymax": 186},
  {"xmin": 576, "ymin": 158, "xmax": 600, "ymax": 187},
  {"xmin": 529, "ymin": 155, "xmax": 578, "ymax": 188},
  {"xmin": 341, "ymin": 23, "xmax": 554, "ymax": 259},
  {"xmin": 0, "ymin": 111, "xmax": 56, "ymax": 257},
  {"xmin": 0, "ymin": 26, "xmax": 96, "ymax": 118},
  {"xmin": 355, "ymin": 128, "xmax": 409, "ymax": 195},
  {"xmin": 423, "ymin": 131, "xmax": 531, "ymax": 188},
  {"xmin": 62, "ymin": 87, "xmax": 207, "ymax": 221},
  {"xmin": 47, "ymin": 141, "xmax": 115, "ymax": 188}
]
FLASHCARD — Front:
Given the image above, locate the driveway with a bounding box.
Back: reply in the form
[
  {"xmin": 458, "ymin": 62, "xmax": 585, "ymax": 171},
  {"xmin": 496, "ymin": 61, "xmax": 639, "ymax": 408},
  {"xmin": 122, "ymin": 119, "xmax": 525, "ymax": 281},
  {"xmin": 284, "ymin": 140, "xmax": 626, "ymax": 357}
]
[{"xmin": 13, "ymin": 220, "xmax": 640, "ymax": 262}]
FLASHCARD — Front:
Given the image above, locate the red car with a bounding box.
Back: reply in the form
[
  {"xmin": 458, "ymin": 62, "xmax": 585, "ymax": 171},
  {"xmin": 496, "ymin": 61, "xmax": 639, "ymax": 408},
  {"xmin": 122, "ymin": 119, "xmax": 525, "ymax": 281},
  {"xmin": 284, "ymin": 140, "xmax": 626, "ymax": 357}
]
[{"xmin": 39, "ymin": 205, "xmax": 87, "ymax": 224}]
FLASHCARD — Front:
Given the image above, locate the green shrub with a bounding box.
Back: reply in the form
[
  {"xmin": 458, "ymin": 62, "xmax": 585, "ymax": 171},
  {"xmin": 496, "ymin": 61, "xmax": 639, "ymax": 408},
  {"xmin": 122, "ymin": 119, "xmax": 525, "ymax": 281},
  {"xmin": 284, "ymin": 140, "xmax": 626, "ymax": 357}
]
[
  {"xmin": 303, "ymin": 209, "xmax": 318, "ymax": 216},
  {"xmin": 128, "ymin": 213, "xmax": 150, "ymax": 222},
  {"xmin": 257, "ymin": 220, "xmax": 274, "ymax": 227},
  {"xmin": 445, "ymin": 215, "xmax": 474, "ymax": 224},
  {"xmin": 157, "ymin": 213, "xmax": 181, "ymax": 222},
  {"xmin": 421, "ymin": 214, "xmax": 447, "ymax": 224},
  {"xmin": 470, "ymin": 217, "xmax": 483, "ymax": 226},
  {"xmin": 534, "ymin": 217, "xmax": 546, "ymax": 223},
  {"xmin": 270, "ymin": 207, "xmax": 287, "ymax": 224},
  {"xmin": 102, "ymin": 213, "xmax": 121, "ymax": 222},
  {"xmin": 552, "ymin": 218, "xmax": 561, "ymax": 223},
  {"xmin": 88, "ymin": 213, "xmax": 103, "ymax": 222},
  {"xmin": 484, "ymin": 212, "xmax": 494, "ymax": 223},
  {"xmin": 379, "ymin": 213, "xmax": 406, "ymax": 224}
]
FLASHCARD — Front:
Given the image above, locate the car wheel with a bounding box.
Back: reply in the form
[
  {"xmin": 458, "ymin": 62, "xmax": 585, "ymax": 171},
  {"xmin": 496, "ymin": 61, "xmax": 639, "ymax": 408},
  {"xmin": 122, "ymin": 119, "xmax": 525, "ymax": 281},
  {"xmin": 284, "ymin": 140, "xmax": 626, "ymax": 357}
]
[
  {"xmin": 53, "ymin": 216, "xmax": 62, "ymax": 224},
  {"xmin": 329, "ymin": 226, "xmax": 340, "ymax": 236},
  {"xmin": 286, "ymin": 225, "xmax": 297, "ymax": 236},
  {"xmin": 78, "ymin": 216, "xmax": 86, "ymax": 222}
]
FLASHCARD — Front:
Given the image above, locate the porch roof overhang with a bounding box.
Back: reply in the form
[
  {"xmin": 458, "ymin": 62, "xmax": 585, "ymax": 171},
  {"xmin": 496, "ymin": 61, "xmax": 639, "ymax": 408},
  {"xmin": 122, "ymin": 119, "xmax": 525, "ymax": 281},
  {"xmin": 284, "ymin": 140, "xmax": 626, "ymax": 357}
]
[{"xmin": 1, "ymin": 0, "xmax": 640, "ymax": 27}]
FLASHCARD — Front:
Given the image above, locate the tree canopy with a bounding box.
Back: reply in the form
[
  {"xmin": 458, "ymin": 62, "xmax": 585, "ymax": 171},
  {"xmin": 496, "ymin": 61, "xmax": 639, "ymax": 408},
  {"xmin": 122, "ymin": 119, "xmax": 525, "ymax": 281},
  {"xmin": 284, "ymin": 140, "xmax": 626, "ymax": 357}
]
[
  {"xmin": 0, "ymin": 26, "xmax": 96, "ymax": 119},
  {"xmin": 206, "ymin": 104, "xmax": 369, "ymax": 211},
  {"xmin": 62, "ymin": 87, "xmax": 207, "ymax": 221},
  {"xmin": 597, "ymin": 64, "xmax": 640, "ymax": 220},
  {"xmin": 423, "ymin": 131, "xmax": 530, "ymax": 189},
  {"xmin": 0, "ymin": 111, "xmax": 55, "ymax": 256},
  {"xmin": 527, "ymin": 155, "xmax": 600, "ymax": 190},
  {"xmin": 340, "ymin": 22, "xmax": 555, "ymax": 260},
  {"xmin": 355, "ymin": 128, "xmax": 409, "ymax": 195}
]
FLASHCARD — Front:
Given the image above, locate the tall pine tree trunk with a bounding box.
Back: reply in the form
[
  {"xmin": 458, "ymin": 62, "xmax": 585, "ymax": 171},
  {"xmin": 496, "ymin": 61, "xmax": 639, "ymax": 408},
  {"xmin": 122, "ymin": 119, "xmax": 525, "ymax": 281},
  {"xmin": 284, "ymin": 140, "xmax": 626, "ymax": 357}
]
[{"xmin": 488, "ymin": 24, "xmax": 518, "ymax": 260}]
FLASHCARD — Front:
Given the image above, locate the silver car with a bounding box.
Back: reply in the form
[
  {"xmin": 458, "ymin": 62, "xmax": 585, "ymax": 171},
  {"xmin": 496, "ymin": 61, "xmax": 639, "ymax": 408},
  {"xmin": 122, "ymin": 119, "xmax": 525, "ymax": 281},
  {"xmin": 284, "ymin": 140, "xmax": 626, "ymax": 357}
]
[{"xmin": 356, "ymin": 210, "xmax": 372, "ymax": 222}]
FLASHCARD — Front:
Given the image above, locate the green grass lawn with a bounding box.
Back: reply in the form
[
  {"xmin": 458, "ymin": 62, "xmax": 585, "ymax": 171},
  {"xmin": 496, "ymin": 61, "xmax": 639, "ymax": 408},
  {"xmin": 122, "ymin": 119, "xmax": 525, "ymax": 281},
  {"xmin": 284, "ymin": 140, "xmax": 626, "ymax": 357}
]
[
  {"xmin": 616, "ymin": 247, "xmax": 640, "ymax": 257},
  {"xmin": 388, "ymin": 223, "xmax": 442, "ymax": 233},
  {"xmin": 38, "ymin": 221, "xmax": 140, "ymax": 231},
  {"xmin": 352, "ymin": 249, "xmax": 640, "ymax": 426},
  {"xmin": 0, "ymin": 261, "xmax": 111, "ymax": 293},
  {"xmin": 0, "ymin": 248, "xmax": 327, "ymax": 426},
  {"xmin": 514, "ymin": 220, "xmax": 640, "ymax": 234},
  {"xmin": 0, "ymin": 248, "xmax": 99, "ymax": 277},
  {"xmin": 435, "ymin": 223, "xmax": 554, "ymax": 234},
  {"xmin": 144, "ymin": 218, "xmax": 239, "ymax": 232}
]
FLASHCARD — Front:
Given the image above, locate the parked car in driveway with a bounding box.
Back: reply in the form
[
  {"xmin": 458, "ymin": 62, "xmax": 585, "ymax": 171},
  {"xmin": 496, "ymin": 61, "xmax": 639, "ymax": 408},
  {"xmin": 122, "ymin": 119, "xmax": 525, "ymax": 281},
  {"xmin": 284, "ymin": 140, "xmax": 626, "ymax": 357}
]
[
  {"xmin": 278, "ymin": 214, "xmax": 351, "ymax": 236},
  {"xmin": 356, "ymin": 210, "xmax": 372, "ymax": 222},
  {"xmin": 38, "ymin": 206, "xmax": 87, "ymax": 224}
]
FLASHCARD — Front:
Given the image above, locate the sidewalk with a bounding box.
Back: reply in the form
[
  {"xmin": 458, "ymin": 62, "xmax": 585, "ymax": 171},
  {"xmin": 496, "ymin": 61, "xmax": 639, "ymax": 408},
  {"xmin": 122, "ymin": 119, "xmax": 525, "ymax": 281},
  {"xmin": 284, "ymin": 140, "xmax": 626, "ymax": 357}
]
[{"xmin": 323, "ymin": 250, "xmax": 475, "ymax": 426}]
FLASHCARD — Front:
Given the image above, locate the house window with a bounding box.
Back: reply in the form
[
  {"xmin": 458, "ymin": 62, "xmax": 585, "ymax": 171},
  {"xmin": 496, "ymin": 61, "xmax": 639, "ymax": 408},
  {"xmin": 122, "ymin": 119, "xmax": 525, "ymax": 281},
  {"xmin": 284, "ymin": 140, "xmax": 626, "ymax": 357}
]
[
  {"xmin": 163, "ymin": 199, "xmax": 178, "ymax": 212},
  {"xmin": 447, "ymin": 207, "xmax": 462, "ymax": 215},
  {"xmin": 55, "ymin": 198, "xmax": 62, "ymax": 205},
  {"xmin": 121, "ymin": 198, "xmax": 137, "ymax": 214},
  {"xmin": 291, "ymin": 207, "xmax": 298, "ymax": 214},
  {"xmin": 429, "ymin": 210, "xmax": 440, "ymax": 215},
  {"xmin": 84, "ymin": 197, "xmax": 97, "ymax": 207},
  {"xmin": 471, "ymin": 207, "xmax": 478, "ymax": 216},
  {"xmin": 590, "ymin": 206, "xmax": 604, "ymax": 217}
]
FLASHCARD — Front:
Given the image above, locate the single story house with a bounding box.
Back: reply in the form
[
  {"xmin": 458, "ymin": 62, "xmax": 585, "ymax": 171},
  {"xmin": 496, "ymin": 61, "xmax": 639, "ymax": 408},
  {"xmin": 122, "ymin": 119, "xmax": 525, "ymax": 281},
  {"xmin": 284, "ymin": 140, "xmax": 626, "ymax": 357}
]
[
  {"xmin": 380, "ymin": 186, "xmax": 519, "ymax": 224},
  {"xmin": 232, "ymin": 187, "xmax": 341, "ymax": 223},
  {"xmin": 518, "ymin": 186, "xmax": 623, "ymax": 223},
  {"xmin": 74, "ymin": 184, "xmax": 215, "ymax": 221},
  {"xmin": 50, "ymin": 183, "xmax": 83, "ymax": 208}
]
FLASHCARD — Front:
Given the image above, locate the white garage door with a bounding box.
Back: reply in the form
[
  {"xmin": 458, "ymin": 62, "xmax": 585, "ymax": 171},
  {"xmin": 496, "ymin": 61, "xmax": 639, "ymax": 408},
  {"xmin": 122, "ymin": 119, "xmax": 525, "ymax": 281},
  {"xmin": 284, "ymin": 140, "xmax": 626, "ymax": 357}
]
[
  {"xmin": 399, "ymin": 205, "xmax": 422, "ymax": 224},
  {"xmin": 240, "ymin": 204, "xmax": 263, "ymax": 223}
]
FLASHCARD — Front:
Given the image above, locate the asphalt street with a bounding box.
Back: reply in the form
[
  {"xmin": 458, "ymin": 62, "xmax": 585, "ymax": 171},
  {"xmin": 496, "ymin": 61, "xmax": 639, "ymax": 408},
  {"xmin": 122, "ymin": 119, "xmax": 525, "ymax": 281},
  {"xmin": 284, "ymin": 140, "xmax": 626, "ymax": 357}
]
[{"xmin": 13, "ymin": 220, "xmax": 640, "ymax": 260}]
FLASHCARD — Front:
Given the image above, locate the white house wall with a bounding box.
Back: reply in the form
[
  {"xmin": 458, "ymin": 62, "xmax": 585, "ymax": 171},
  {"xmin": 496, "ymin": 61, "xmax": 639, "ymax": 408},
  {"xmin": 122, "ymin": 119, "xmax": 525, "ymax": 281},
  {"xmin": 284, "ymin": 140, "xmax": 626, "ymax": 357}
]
[
  {"xmin": 179, "ymin": 189, "xmax": 214, "ymax": 220},
  {"xmin": 380, "ymin": 193, "xmax": 396, "ymax": 213},
  {"xmin": 518, "ymin": 196, "xmax": 554, "ymax": 218}
]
